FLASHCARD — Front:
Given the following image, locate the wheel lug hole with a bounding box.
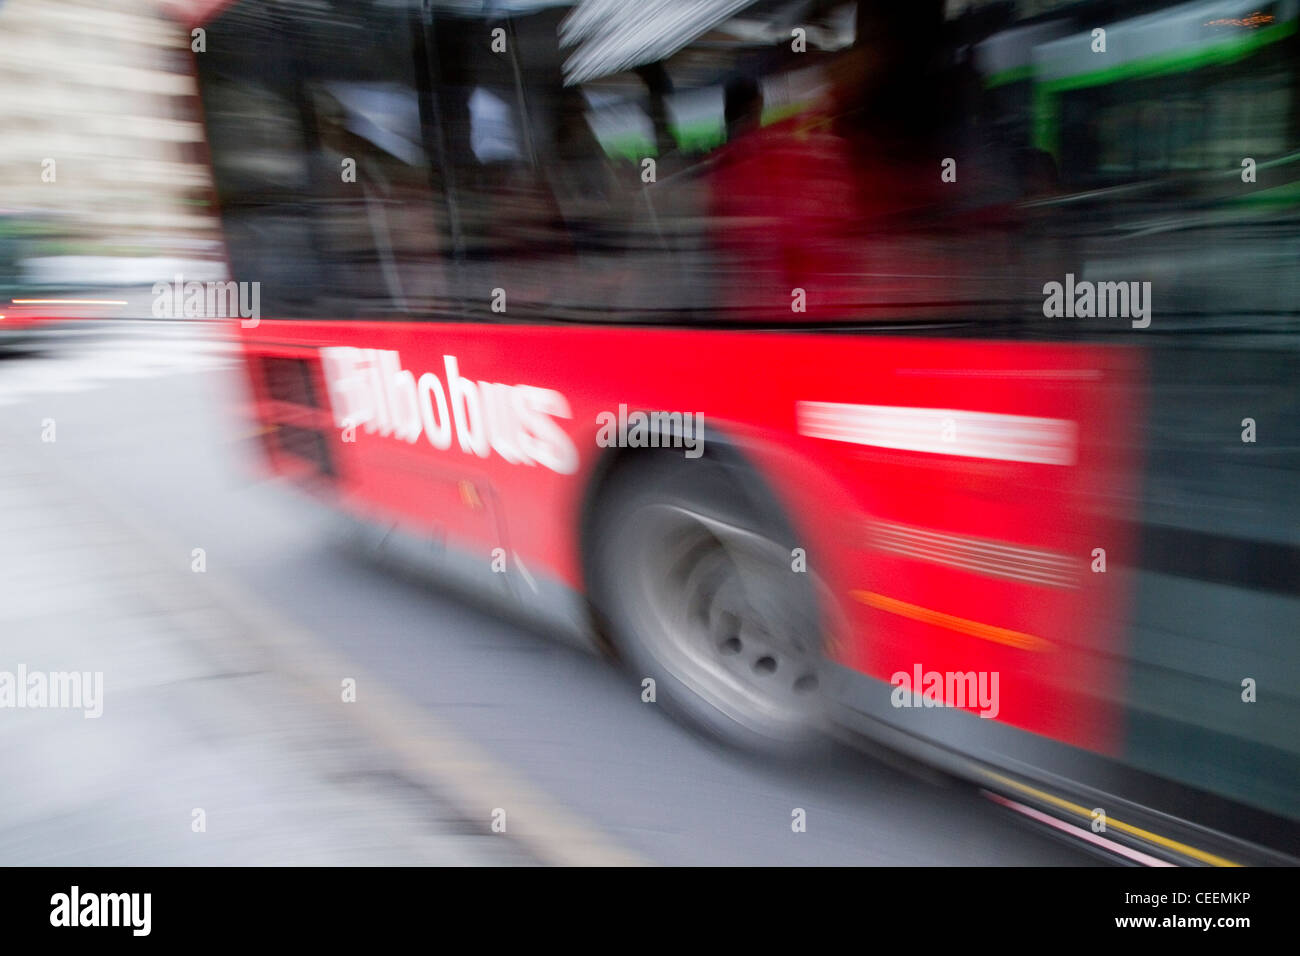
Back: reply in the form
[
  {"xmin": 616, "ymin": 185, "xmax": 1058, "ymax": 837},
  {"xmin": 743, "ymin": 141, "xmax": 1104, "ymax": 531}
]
[
  {"xmin": 719, "ymin": 636, "xmax": 742, "ymax": 655},
  {"xmin": 753, "ymin": 655, "xmax": 777, "ymax": 675},
  {"xmin": 794, "ymin": 674, "xmax": 818, "ymax": 693}
]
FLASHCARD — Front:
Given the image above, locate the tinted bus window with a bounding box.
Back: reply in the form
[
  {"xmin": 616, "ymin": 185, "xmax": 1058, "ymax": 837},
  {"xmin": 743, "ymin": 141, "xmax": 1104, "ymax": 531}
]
[
  {"xmin": 424, "ymin": 5, "xmax": 726, "ymax": 323},
  {"xmin": 197, "ymin": 0, "xmax": 448, "ymax": 318}
]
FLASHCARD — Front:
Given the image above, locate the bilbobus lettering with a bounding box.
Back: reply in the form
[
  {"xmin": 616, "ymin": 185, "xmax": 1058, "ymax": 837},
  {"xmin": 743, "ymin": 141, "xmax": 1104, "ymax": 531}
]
[{"xmin": 320, "ymin": 348, "xmax": 578, "ymax": 474}]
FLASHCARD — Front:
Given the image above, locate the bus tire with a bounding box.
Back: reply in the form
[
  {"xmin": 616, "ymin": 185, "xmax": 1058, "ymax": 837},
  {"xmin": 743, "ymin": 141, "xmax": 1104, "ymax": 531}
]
[{"xmin": 585, "ymin": 448, "xmax": 827, "ymax": 753}]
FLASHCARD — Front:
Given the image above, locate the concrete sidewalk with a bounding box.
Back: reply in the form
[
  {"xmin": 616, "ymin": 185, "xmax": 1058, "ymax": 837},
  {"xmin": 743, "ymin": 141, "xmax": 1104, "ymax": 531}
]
[{"xmin": 0, "ymin": 432, "xmax": 526, "ymax": 866}]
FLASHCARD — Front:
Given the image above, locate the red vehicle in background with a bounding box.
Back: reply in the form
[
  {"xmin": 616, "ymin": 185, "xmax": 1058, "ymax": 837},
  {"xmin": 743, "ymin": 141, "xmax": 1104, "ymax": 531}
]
[{"xmin": 175, "ymin": 0, "xmax": 1300, "ymax": 866}]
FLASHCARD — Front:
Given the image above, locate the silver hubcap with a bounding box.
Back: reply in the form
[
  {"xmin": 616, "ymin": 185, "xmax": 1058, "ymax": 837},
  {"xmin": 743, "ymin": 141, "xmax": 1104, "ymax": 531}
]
[{"xmin": 626, "ymin": 503, "xmax": 820, "ymax": 737}]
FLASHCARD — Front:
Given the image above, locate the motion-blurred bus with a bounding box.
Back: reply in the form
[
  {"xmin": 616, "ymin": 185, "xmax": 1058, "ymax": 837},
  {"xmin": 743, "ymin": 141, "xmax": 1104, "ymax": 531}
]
[{"xmin": 172, "ymin": 0, "xmax": 1300, "ymax": 865}]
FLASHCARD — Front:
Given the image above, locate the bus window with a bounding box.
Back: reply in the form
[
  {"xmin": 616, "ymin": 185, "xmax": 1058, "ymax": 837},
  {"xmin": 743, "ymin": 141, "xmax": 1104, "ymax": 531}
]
[
  {"xmin": 422, "ymin": 4, "xmax": 720, "ymax": 323},
  {"xmin": 197, "ymin": 0, "xmax": 448, "ymax": 319}
]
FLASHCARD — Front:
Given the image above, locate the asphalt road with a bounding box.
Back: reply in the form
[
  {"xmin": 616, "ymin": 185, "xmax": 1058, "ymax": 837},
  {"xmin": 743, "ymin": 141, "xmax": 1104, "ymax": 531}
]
[{"xmin": 1, "ymin": 321, "xmax": 1100, "ymax": 865}]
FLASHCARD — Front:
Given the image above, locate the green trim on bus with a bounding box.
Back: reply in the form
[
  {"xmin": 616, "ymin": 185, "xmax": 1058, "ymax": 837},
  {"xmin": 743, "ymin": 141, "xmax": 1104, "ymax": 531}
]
[
  {"xmin": 1031, "ymin": 19, "xmax": 1297, "ymax": 155},
  {"xmin": 985, "ymin": 63, "xmax": 1034, "ymax": 90}
]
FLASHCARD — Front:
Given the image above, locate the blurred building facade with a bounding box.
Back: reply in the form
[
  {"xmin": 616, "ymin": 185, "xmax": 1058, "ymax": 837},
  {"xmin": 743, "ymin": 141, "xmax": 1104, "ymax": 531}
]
[{"xmin": 0, "ymin": 0, "xmax": 219, "ymax": 288}]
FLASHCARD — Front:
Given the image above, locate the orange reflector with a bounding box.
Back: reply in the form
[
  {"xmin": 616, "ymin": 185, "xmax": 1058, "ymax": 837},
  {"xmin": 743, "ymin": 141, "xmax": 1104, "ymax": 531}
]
[
  {"xmin": 850, "ymin": 590, "xmax": 1053, "ymax": 652},
  {"xmin": 458, "ymin": 481, "xmax": 483, "ymax": 510}
]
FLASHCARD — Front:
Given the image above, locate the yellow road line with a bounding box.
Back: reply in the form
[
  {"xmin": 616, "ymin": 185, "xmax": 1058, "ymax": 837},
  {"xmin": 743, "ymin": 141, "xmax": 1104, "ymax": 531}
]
[{"xmin": 982, "ymin": 771, "xmax": 1241, "ymax": 867}]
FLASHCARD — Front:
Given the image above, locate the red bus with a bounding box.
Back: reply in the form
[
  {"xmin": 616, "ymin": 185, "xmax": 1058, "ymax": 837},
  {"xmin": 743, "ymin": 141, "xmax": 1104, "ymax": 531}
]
[{"xmin": 175, "ymin": 0, "xmax": 1300, "ymax": 865}]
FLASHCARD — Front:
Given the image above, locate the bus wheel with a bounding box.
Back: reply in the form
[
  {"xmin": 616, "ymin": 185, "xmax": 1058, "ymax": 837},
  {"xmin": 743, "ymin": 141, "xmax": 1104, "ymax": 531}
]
[{"xmin": 586, "ymin": 451, "xmax": 826, "ymax": 752}]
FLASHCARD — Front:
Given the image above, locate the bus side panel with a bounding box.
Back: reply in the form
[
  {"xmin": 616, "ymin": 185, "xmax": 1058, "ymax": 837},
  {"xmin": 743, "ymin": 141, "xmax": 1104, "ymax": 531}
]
[{"xmin": 239, "ymin": 319, "xmax": 1140, "ymax": 756}]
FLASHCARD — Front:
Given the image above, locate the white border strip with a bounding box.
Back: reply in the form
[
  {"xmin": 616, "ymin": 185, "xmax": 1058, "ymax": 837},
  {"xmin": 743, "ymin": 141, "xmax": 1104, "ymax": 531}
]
[
  {"xmin": 797, "ymin": 402, "xmax": 1076, "ymax": 466},
  {"xmin": 983, "ymin": 792, "xmax": 1174, "ymax": 866}
]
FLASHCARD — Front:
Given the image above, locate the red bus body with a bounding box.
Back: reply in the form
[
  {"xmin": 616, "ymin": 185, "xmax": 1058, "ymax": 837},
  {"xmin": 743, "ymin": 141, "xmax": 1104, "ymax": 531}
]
[
  {"xmin": 178, "ymin": 0, "xmax": 1300, "ymax": 865},
  {"xmin": 245, "ymin": 321, "xmax": 1139, "ymax": 752}
]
